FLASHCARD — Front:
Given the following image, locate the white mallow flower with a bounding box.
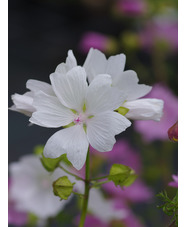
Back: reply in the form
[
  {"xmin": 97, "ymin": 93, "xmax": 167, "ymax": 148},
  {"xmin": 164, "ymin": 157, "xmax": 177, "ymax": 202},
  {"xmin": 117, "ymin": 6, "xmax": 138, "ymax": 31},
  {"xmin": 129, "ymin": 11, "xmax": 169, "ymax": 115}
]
[
  {"xmin": 29, "ymin": 66, "xmax": 131, "ymax": 170},
  {"xmin": 83, "ymin": 48, "xmax": 164, "ymax": 121},
  {"xmin": 88, "ymin": 188, "xmax": 128, "ymax": 223},
  {"xmin": 9, "ymin": 154, "xmax": 76, "ymax": 219},
  {"xmin": 9, "ymin": 50, "xmax": 76, "ymax": 116}
]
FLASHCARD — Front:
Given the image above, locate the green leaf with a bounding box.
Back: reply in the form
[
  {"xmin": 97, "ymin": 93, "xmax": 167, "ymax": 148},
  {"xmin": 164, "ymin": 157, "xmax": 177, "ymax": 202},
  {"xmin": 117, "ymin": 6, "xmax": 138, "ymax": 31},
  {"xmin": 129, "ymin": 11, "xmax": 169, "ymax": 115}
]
[
  {"xmin": 53, "ymin": 176, "xmax": 75, "ymax": 200},
  {"xmin": 33, "ymin": 145, "xmax": 44, "ymax": 156},
  {"xmin": 38, "ymin": 145, "xmax": 71, "ymax": 172},
  {"xmin": 157, "ymin": 190, "xmax": 178, "ymax": 226},
  {"xmin": 108, "ymin": 164, "xmax": 137, "ymax": 187},
  {"xmin": 40, "ymin": 155, "xmax": 62, "ymax": 172}
]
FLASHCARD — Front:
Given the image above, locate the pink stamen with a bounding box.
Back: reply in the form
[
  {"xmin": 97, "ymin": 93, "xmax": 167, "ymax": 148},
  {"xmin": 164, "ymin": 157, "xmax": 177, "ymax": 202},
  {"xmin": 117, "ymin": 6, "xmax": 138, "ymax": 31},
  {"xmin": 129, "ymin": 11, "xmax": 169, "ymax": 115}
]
[{"xmin": 74, "ymin": 117, "xmax": 81, "ymax": 124}]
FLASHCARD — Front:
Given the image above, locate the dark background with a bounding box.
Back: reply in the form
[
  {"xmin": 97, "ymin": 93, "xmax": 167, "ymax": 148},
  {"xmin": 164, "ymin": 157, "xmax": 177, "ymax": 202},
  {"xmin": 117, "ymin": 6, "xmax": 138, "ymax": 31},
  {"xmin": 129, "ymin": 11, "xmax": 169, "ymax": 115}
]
[{"xmin": 9, "ymin": 0, "xmax": 133, "ymax": 162}]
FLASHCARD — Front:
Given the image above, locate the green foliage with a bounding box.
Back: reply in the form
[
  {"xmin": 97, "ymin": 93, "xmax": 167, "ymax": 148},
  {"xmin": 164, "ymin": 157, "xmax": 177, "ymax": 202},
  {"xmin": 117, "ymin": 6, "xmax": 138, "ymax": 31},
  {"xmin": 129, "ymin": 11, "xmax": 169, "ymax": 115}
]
[
  {"xmin": 108, "ymin": 164, "xmax": 137, "ymax": 187},
  {"xmin": 53, "ymin": 176, "xmax": 75, "ymax": 200},
  {"xmin": 34, "ymin": 145, "xmax": 71, "ymax": 172},
  {"xmin": 41, "ymin": 155, "xmax": 63, "ymax": 172},
  {"xmin": 33, "ymin": 145, "xmax": 44, "ymax": 156},
  {"xmin": 27, "ymin": 213, "xmax": 38, "ymax": 227},
  {"xmin": 157, "ymin": 190, "xmax": 178, "ymax": 226}
]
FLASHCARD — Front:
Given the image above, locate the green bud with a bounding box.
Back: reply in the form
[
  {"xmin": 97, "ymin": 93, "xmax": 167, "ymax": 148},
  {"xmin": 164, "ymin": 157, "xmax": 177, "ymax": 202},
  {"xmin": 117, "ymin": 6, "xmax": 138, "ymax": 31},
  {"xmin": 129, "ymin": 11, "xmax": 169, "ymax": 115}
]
[
  {"xmin": 108, "ymin": 164, "xmax": 137, "ymax": 187},
  {"xmin": 53, "ymin": 176, "xmax": 75, "ymax": 200}
]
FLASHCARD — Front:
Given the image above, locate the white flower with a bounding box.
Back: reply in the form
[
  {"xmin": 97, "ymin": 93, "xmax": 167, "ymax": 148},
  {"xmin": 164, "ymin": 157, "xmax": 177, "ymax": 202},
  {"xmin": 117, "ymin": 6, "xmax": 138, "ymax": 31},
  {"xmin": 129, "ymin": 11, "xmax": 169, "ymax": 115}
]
[
  {"xmin": 83, "ymin": 48, "xmax": 164, "ymax": 121},
  {"xmin": 9, "ymin": 50, "xmax": 76, "ymax": 116},
  {"xmin": 88, "ymin": 188, "xmax": 128, "ymax": 223},
  {"xmin": 9, "ymin": 154, "xmax": 75, "ymax": 219},
  {"xmin": 29, "ymin": 66, "xmax": 131, "ymax": 170}
]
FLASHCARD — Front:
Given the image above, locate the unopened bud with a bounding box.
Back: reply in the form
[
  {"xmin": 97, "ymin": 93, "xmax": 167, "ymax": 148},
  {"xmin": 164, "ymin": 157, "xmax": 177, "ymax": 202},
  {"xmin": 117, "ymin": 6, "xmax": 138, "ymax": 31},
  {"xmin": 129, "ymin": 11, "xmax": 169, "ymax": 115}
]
[{"xmin": 168, "ymin": 121, "xmax": 178, "ymax": 142}]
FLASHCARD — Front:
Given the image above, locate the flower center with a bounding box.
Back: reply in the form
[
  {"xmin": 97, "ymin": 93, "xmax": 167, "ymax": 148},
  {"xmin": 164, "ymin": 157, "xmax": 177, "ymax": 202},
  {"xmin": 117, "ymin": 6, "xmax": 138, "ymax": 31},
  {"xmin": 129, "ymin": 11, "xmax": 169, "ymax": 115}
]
[{"xmin": 73, "ymin": 113, "xmax": 87, "ymax": 125}]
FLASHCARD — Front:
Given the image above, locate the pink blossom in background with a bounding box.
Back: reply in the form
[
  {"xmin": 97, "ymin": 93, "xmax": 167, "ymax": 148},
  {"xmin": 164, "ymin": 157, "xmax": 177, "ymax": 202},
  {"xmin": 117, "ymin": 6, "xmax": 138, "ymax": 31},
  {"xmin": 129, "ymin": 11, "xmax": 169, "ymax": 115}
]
[
  {"xmin": 78, "ymin": 32, "xmax": 118, "ymax": 54},
  {"xmin": 79, "ymin": 32, "xmax": 109, "ymax": 53},
  {"xmin": 168, "ymin": 174, "xmax": 178, "ymax": 188},
  {"xmin": 134, "ymin": 84, "xmax": 178, "ymax": 142},
  {"xmin": 8, "ymin": 179, "xmax": 28, "ymax": 226},
  {"xmin": 103, "ymin": 179, "xmax": 153, "ymax": 203},
  {"xmin": 116, "ymin": 0, "xmax": 147, "ymax": 16},
  {"xmin": 84, "ymin": 215, "xmax": 108, "ymax": 227},
  {"xmin": 113, "ymin": 200, "xmax": 145, "ymax": 227},
  {"xmin": 139, "ymin": 19, "xmax": 178, "ymax": 51},
  {"xmin": 93, "ymin": 140, "xmax": 142, "ymax": 173}
]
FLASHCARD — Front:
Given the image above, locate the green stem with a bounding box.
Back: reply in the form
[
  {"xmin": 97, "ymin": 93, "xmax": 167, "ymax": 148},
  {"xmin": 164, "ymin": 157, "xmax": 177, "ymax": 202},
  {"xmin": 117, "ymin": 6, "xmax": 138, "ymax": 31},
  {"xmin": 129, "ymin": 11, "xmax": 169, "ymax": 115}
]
[
  {"xmin": 91, "ymin": 179, "xmax": 111, "ymax": 188},
  {"xmin": 79, "ymin": 149, "xmax": 90, "ymax": 227},
  {"xmin": 91, "ymin": 175, "xmax": 109, "ymax": 181},
  {"xmin": 58, "ymin": 164, "xmax": 84, "ymax": 181},
  {"xmin": 72, "ymin": 191, "xmax": 84, "ymax": 198}
]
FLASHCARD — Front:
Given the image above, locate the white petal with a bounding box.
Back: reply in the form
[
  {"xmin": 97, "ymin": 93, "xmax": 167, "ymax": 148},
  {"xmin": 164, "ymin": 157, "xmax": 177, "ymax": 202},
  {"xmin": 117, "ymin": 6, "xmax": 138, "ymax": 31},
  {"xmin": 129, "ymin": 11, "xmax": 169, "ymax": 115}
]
[
  {"xmin": 66, "ymin": 50, "xmax": 77, "ymax": 69},
  {"xmin": 29, "ymin": 92, "xmax": 74, "ymax": 127},
  {"xmin": 26, "ymin": 79, "xmax": 55, "ymax": 96},
  {"xmin": 9, "ymin": 155, "xmax": 69, "ymax": 219},
  {"xmin": 44, "ymin": 125, "xmax": 89, "ymax": 170},
  {"xmin": 88, "ymin": 189, "xmax": 128, "ymax": 223},
  {"xmin": 84, "ymin": 48, "xmax": 126, "ymax": 83},
  {"xmin": 50, "ymin": 66, "xmax": 88, "ymax": 112},
  {"xmin": 109, "ymin": 111, "xmax": 132, "ymax": 134},
  {"xmin": 55, "ymin": 50, "xmax": 77, "ymax": 74},
  {"xmin": 87, "ymin": 112, "xmax": 131, "ymax": 152},
  {"xmin": 10, "ymin": 92, "xmax": 35, "ymax": 116},
  {"xmin": 105, "ymin": 54, "xmax": 126, "ymax": 78},
  {"xmin": 86, "ymin": 74, "xmax": 126, "ymax": 115},
  {"xmin": 113, "ymin": 70, "xmax": 152, "ymax": 101},
  {"xmin": 124, "ymin": 98, "xmax": 164, "ymax": 121},
  {"xmin": 83, "ymin": 48, "xmax": 107, "ymax": 83}
]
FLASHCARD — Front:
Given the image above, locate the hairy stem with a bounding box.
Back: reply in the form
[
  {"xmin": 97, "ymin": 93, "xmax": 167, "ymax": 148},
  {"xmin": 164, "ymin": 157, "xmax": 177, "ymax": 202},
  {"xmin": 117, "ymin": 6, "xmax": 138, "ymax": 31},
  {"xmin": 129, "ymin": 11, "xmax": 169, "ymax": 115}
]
[
  {"xmin": 91, "ymin": 179, "xmax": 111, "ymax": 188},
  {"xmin": 91, "ymin": 175, "xmax": 109, "ymax": 181},
  {"xmin": 58, "ymin": 164, "xmax": 84, "ymax": 181},
  {"xmin": 79, "ymin": 149, "xmax": 90, "ymax": 227}
]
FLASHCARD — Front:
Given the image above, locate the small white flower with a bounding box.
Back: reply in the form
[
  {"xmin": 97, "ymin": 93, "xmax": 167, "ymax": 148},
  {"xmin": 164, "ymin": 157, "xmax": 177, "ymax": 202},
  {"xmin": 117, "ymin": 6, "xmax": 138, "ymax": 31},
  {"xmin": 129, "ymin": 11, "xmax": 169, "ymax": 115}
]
[
  {"xmin": 83, "ymin": 48, "xmax": 164, "ymax": 121},
  {"xmin": 9, "ymin": 154, "xmax": 75, "ymax": 219},
  {"xmin": 88, "ymin": 188, "xmax": 128, "ymax": 223},
  {"xmin": 30, "ymin": 66, "xmax": 131, "ymax": 170}
]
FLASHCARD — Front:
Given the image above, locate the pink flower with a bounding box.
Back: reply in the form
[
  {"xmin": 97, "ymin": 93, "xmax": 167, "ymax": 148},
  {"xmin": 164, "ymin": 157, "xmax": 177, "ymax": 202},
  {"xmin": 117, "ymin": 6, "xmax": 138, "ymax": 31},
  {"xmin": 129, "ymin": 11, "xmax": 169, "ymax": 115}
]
[
  {"xmin": 116, "ymin": 0, "xmax": 147, "ymax": 16},
  {"xmin": 103, "ymin": 179, "xmax": 153, "ymax": 203},
  {"xmin": 139, "ymin": 18, "xmax": 178, "ymax": 51},
  {"xmin": 79, "ymin": 32, "xmax": 117, "ymax": 54},
  {"xmin": 84, "ymin": 215, "xmax": 108, "ymax": 227},
  {"xmin": 91, "ymin": 140, "xmax": 142, "ymax": 173},
  {"xmin": 134, "ymin": 84, "xmax": 178, "ymax": 141},
  {"xmin": 113, "ymin": 200, "xmax": 145, "ymax": 227},
  {"xmin": 168, "ymin": 174, "xmax": 178, "ymax": 188},
  {"xmin": 8, "ymin": 179, "xmax": 28, "ymax": 226}
]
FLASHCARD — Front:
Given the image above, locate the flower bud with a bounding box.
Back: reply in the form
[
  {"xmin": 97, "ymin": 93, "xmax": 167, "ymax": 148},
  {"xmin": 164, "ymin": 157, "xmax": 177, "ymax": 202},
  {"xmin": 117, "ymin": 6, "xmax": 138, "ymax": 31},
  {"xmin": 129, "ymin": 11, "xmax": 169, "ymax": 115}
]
[
  {"xmin": 53, "ymin": 176, "xmax": 75, "ymax": 200},
  {"xmin": 168, "ymin": 121, "xmax": 178, "ymax": 142}
]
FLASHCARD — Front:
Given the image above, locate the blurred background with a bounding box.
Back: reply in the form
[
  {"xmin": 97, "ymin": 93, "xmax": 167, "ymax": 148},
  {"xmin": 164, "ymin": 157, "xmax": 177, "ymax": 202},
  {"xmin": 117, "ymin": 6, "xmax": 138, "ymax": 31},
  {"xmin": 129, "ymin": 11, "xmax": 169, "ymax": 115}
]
[{"xmin": 9, "ymin": 0, "xmax": 178, "ymax": 226}]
